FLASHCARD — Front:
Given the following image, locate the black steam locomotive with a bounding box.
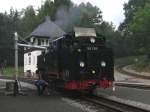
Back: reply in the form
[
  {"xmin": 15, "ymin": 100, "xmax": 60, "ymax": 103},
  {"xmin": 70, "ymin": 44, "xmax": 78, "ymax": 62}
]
[{"xmin": 37, "ymin": 27, "xmax": 114, "ymax": 91}]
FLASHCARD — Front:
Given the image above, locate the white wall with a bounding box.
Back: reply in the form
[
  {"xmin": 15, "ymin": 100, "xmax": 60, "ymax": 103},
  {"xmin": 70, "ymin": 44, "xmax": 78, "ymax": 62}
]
[
  {"xmin": 24, "ymin": 50, "xmax": 42, "ymax": 74},
  {"xmin": 31, "ymin": 37, "xmax": 49, "ymax": 47},
  {"xmin": 24, "ymin": 36, "xmax": 49, "ymax": 76}
]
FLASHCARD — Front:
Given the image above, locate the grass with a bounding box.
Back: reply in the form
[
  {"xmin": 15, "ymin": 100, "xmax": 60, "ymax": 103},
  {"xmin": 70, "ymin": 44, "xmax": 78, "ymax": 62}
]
[
  {"xmin": 116, "ymin": 55, "xmax": 150, "ymax": 73},
  {"xmin": 132, "ymin": 56, "xmax": 150, "ymax": 72},
  {"xmin": 1, "ymin": 67, "xmax": 24, "ymax": 77}
]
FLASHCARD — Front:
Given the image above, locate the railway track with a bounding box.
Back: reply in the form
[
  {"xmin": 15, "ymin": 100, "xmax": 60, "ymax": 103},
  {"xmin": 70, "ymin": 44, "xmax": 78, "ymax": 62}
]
[
  {"xmin": 114, "ymin": 65, "xmax": 150, "ymax": 89},
  {"xmin": 1, "ymin": 75, "xmax": 150, "ymax": 112},
  {"xmin": 115, "ymin": 81, "xmax": 150, "ymax": 89},
  {"xmin": 81, "ymin": 95, "xmax": 150, "ymax": 112},
  {"xmin": 116, "ymin": 65, "xmax": 150, "ymax": 80}
]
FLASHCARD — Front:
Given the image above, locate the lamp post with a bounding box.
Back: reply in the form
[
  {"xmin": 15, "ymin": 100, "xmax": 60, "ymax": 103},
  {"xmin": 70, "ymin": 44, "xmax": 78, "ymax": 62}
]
[
  {"xmin": 14, "ymin": 32, "xmax": 18, "ymax": 80},
  {"xmin": 14, "ymin": 32, "xmax": 19, "ymax": 96}
]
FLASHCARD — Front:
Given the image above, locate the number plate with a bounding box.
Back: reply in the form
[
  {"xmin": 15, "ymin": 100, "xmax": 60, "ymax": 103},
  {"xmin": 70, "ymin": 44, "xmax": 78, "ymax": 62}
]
[{"xmin": 87, "ymin": 47, "xmax": 98, "ymax": 50}]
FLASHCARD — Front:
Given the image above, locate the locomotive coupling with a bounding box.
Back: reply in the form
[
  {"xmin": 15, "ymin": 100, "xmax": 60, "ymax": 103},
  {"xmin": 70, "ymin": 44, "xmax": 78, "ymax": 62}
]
[{"xmin": 88, "ymin": 82, "xmax": 97, "ymax": 90}]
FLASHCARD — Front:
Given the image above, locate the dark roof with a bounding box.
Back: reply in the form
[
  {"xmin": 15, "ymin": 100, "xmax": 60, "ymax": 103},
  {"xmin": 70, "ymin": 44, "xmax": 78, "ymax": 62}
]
[{"xmin": 30, "ymin": 17, "xmax": 66, "ymax": 39}]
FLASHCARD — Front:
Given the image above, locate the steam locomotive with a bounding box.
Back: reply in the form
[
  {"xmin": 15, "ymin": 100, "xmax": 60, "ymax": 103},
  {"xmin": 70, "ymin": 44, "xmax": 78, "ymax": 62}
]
[{"xmin": 37, "ymin": 27, "xmax": 114, "ymax": 92}]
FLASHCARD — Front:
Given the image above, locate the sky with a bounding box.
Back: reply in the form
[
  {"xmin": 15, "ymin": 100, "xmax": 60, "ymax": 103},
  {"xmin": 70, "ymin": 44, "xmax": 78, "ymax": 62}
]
[{"xmin": 0, "ymin": 0, "xmax": 129, "ymax": 28}]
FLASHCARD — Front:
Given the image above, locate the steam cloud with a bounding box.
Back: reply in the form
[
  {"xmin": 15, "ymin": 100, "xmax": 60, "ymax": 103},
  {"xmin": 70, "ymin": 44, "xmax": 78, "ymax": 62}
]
[{"xmin": 54, "ymin": 5, "xmax": 81, "ymax": 32}]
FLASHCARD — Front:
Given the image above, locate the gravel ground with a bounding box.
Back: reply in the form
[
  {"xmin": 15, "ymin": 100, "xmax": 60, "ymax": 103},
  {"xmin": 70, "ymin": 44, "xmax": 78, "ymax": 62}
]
[
  {"xmin": 1, "ymin": 69, "xmax": 150, "ymax": 112},
  {"xmin": 0, "ymin": 80, "xmax": 83, "ymax": 112},
  {"xmin": 0, "ymin": 79, "xmax": 104, "ymax": 112},
  {"xmin": 115, "ymin": 70, "xmax": 150, "ymax": 105},
  {"xmin": 114, "ymin": 70, "xmax": 133, "ymax": 81},
  {"xmin": 113, "ymin": 86, "xmax": 150, "ymax": 104},
  {"xmin": 0, "ymin": 95, "xmax": 86, "ymax": 112},
  {"xmin": 95, "ymin": 70, "xmax": 150, "ymax": 109},
  {"xmin": 0, "ymin": 88, "xmax": 107, "ymax": 112}
]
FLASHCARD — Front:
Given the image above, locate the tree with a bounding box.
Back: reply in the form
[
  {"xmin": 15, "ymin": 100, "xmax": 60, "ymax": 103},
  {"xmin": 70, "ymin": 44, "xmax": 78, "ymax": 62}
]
[
  {"xmin": 95, "ymin": 22, "xmax": 115, "ymax": 39},
  {"xmin": 20, "ymin": 6, "xmax": 37, "ymax": 37},
  {"xmin": 0, "ymin": 12, "xmax": 18, "ymax": 66},
  {"xmin": 38, "ymin": 0, "xmax": 71, "ymax": 22},
  {"xmin": 129, "ymin": 3, "xmax": 150, "ymax": 53},
  {"xmin": 54, "ymin": 0, "xmax": 71, "ymax": 9},
  {"xmin": 54, "ymin": 2, "xmax": 103, "ymax": 31},
  {"xmin": 0, "ymin": 0, "xmax": 123, "ymax": 66},
  {"xmin": 118, "ymin": 0, "xmax": 150, "ymax": 55},
  {"xmin": 77, "ymin": 2, "xmax": 102, "ymax": 27},
  {"xmin": 119, "ymin": 0, "xmax": 150, "ymax": 31},
  {"xmin": 38, "ymin": 0, "xmax": 54, "ymax": 21}
]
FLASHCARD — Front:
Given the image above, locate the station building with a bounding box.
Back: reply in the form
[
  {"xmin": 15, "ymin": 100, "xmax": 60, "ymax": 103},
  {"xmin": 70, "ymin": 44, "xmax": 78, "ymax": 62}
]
[{"xmin": 24, "ymin": 17, "xmax": 65, "ymax": 77}]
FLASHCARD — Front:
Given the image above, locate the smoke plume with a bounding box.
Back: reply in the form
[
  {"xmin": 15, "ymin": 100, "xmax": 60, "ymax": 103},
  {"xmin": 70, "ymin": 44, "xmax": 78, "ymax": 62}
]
[{"xmin": 54, "ymin": 5, "xmax": 81, "ymax": 32}]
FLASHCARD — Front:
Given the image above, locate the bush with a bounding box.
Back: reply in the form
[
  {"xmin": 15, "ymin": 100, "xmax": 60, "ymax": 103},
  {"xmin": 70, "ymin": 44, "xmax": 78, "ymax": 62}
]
[
  {"xmin": 133, "ymin": 56, "xmax": 150, "ymax": 72},
  {"xmin": 1, "ymin": 67, "xmax": 23, "ymax": 77}
]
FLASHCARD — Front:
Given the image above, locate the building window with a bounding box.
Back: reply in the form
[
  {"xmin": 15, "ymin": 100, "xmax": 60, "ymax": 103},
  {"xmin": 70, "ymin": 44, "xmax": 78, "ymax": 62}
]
[
  {"xmin": 35, "ymin": 38, "xmax": 38, "ymax": 45},
  {"xmin": 33, "ymin": 56, "xmax": 35, "ymax": 65},
  {"xmin": 28, "ymin": 53, "xmax": 31, "ymax": 65},
  {"xmin": 38, "ymin": 39, "xmax": 40, "ymax": 45},
  {"xmin": 29, "ymin": 57, "xmax": 31, "ymax": 65},
  {"xmin": 41, "ymin": 40, "xmax": 44, "ymax": 45},
  {"xmin": 44, "ymin": 40, "xmax": 45, "ymax": 46},
  {"xmin": 46, "ymin": 40, "xmax": 49, "ymax": 46}
]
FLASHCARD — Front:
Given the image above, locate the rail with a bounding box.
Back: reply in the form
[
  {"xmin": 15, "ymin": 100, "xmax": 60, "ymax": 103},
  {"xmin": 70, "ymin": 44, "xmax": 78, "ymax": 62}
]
[
  {"xmin": 116, "ymin": 65, "xmax": 150, "ymax": 80},
  {"xmin": 82, "ymin": 95, "xmax": 150, "ymax": 112}
]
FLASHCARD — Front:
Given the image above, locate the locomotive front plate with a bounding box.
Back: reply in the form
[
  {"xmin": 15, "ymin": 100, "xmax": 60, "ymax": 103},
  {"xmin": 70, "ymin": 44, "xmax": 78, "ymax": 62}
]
[{"xmin": 87, "ymin": 46, "xmax": 98, "ymax": 51}]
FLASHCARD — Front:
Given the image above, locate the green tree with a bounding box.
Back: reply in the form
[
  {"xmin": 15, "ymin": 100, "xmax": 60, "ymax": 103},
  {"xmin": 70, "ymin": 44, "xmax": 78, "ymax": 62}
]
[
  {"xmin": 118, "ymin": 0, "xmax": 150, "ymax": 56},
  {"xmin": 95, "ymin": 22, "xmax": 115, "ymax": 39},
  {"xmin": 129, "ymin": 3, "xmax": 150, "ymax": 53},
  {"xmin": 54, "ymin": 0, "xmax": 71, "ymax": 9},
  {"xmin": 119, "ymin": 0, "xmax": 150, "ymax": 31},
  {"xmin": 20, "ymin": 6, "xmax": 37, "ymax": 37},
  {"xmin": 0, "ymin": 12, "xmax": 19, "ymax": 66},
  {"xmin": 77, "ymin": 2, "xmax": 102, "ymax": 27},
  {"xmin": 38, "ymin": 0, "xmax": 71, "ymax": 21},
  {"xmin": 38, "ymin": 0, "xmax": 54, "ymax": 21}
]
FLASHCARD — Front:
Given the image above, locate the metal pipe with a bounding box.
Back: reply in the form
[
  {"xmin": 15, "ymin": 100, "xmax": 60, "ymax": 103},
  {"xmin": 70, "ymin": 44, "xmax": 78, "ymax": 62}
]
[
  {"xmin": 14, "ymin": 32, "xmax": 19, "ymax": 96},
  {"xmin": 17, "ymin": 43, "xmax": 46, "ymax": 49},
  {"xmin": 14, "ymin": 32, "xmax": 18, "ymax": 80}
]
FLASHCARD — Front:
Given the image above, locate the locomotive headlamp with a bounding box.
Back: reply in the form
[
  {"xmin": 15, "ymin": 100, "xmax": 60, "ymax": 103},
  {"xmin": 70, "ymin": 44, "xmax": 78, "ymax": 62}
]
[
  {"xmin": 80, "ymin": 61, "xmax": 85, "ymax": 67},
  {"xmin": 90, "ymin": 38, "xmax": 95, "ymax": 43},
  {"xmin": 92, "ymin": 70, "xmax": 96, "ymax": 74},
  {"xmin": 101, "ymin": 61, "xmax": 106, "ymax": 67},
  {"xmin": 77, "ymin": 48, "xmax": 81, "ymax": 52}
]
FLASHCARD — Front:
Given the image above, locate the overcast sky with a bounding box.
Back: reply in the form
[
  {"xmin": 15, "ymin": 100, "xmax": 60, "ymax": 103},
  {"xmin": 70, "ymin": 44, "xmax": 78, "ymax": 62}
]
[{"xmin": 0, "ymin": 0, "xmax": 129, "ymax": 28}]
